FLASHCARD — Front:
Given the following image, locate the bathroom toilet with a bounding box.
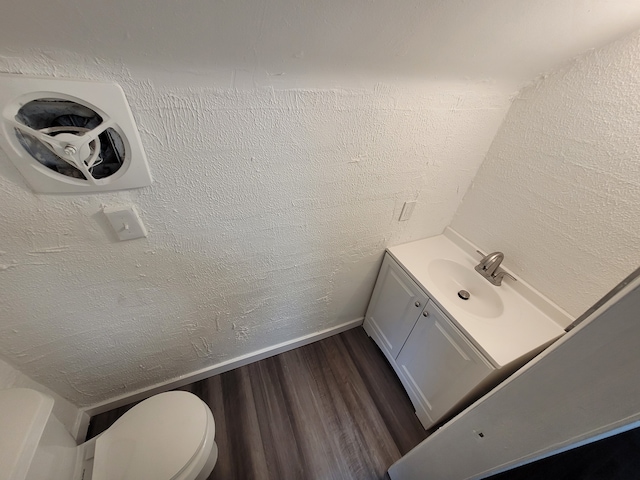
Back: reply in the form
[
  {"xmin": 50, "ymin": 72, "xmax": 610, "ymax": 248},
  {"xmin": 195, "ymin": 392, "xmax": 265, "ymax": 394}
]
[{"xmin": 0, "ymin": 388, "xmax": 218, "ymax": 480}]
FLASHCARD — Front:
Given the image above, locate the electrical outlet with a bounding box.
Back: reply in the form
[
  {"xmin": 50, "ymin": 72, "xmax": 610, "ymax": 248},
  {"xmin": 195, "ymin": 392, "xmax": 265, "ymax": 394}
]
[
  {"xmin": 103, "ymin": 205, "xmax": 148, "ymax": 241},
  {"xmin": 399, "ymin": 201, "xmax": 417, "ymax": 221}
]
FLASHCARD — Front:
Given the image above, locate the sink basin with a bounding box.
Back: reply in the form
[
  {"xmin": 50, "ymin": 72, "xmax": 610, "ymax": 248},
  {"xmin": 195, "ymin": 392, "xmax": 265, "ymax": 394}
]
[{"xmin": 428, "ymin": 259, "xmax": 504, "ymax": 318}]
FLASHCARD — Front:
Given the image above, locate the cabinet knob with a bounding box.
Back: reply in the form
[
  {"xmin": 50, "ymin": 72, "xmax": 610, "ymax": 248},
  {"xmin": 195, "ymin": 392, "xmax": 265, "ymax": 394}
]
[
  {"xmin": 423, "ymin": 311, "xmax": 429, "ymax": 317},
  {"xmin": 415, "ymin": 301, "xmax": 421, "ymax": 307}
]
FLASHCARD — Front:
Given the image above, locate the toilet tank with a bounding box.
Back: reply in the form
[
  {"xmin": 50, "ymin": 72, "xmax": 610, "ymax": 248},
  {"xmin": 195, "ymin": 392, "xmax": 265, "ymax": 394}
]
[{"xmin": 0, "ymin": 388, "xmax": 78, "ymax": 480}]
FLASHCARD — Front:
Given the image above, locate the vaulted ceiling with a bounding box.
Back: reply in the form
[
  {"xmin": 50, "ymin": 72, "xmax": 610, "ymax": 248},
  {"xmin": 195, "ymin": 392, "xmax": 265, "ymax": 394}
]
[{"xmin": 2, "ymin": 0, "xmax": 640, "ymax": 85}]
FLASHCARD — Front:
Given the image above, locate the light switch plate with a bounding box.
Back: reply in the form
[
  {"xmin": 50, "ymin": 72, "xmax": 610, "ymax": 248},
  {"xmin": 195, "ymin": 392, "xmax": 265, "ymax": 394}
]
[
  {"xmin": 399, "ymin": 201, "xmax": 417, "ymax": 221},
  {"xmin": 103, "ymin": 205, "xmax": 148, "ymax": 241}
]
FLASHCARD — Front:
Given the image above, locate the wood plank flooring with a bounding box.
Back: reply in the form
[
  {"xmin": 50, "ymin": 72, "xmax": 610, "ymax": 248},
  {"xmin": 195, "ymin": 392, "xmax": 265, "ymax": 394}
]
[{"xmin": 87, "ymin": 327, "xmax": 428, "ymax": 479}]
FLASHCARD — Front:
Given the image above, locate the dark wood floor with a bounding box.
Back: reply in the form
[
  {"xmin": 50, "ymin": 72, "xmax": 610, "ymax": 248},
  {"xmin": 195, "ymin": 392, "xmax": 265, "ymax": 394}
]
[{"xmin": 87, "ymin": 327, "xmax": 428, "ymax": 479}]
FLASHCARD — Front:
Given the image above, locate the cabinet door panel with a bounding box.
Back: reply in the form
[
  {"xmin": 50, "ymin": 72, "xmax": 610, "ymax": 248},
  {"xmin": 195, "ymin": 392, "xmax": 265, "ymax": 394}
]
[
  {"xmin": 363, "ymin": 254, "xmax": 428, "ymax": 359},
  {"xmin": 396, "ymin": 301, "xmax": 493, "ymax": 428}
]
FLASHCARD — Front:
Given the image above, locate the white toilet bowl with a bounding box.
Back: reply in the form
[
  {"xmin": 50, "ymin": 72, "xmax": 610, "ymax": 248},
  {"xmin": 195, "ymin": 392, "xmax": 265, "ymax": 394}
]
[{"xmin": 0, "ymin": 388, "xmax": 218, "ymax": 480}]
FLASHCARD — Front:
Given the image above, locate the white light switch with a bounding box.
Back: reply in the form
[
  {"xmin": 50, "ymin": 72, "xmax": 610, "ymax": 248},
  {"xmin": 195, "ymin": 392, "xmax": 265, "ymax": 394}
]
[
  {"xmin": 103, "ymin": 205, "xmax": 148, "ymax": 241},
  {"xmin": 399, "ymin": 201, "xmax": 417, "ymax": 221}
]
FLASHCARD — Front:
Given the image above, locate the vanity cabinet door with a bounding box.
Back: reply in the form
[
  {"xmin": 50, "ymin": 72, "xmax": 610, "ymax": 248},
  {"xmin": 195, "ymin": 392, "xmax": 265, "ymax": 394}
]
[
  {"xmin": 363, "ymin": 254, "xmax": 428, "ymax": 360},
  {"xmin": 396, "ymin": 300, "xmax": 493, "ymax": 429}
]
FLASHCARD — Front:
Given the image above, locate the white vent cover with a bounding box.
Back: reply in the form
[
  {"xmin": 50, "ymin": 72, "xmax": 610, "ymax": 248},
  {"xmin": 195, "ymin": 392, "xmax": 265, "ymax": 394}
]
[{"xmin": 0, "ymin": 74, "xmax": 152, "ymax": 193}]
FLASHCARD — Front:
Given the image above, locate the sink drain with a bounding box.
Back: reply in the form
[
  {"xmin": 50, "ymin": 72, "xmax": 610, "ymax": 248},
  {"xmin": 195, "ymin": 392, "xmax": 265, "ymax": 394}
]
[{"xmin": 458, "ymin": 290, "xmax": 470, "ymax": 300}]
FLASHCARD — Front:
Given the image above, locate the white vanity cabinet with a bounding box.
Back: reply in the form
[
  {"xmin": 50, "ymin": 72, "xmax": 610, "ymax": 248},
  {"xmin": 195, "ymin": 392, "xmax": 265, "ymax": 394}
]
[
  {"xmin": 364, "ymin": 253, "xmax": 496, "ymax": 429},
  {"xmin": 364, "ymin": 231, "xmax": 568, "ymax": 430},
  {"xmin": 395, "ymin": 299, "xmax": 493, "ymax": 428},
  {"xmin": 363, "ymin": 254, "xmax": 428, "ymax": 359}
]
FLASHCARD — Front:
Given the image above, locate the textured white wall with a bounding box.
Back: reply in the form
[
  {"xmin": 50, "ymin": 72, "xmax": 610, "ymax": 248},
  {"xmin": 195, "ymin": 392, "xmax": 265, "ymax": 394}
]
[
  {"xmin": 3, "ymin": 1, "xmax": 640, "ymax": 410},
  {"xmin": 452, "ymin": 30, "xmax": 640, "ymax": 319},
  {"xmin": 0, "ymin": 51, "xmax": 511, "ymax": 407}
]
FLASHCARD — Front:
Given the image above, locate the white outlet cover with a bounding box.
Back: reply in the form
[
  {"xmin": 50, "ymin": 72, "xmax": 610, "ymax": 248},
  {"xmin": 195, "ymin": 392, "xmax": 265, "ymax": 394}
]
[
  {"xmin": 0, "ymin": 74, "xmax": 152, "ymax": 194},
  {"xmin": 399, "ymin": 201, "xmax": 417, "ymax": 221}
]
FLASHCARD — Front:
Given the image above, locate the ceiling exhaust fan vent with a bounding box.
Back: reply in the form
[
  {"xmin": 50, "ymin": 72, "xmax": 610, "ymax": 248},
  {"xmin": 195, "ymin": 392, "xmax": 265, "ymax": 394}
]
[{"xmin": 0, "ymin": 75, "xmax": 152, "ymax": 193}]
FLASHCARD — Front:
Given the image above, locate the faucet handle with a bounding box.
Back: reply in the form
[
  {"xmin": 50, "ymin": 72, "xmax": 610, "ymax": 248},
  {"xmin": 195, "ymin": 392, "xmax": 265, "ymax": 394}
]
[{"xmin": 493, "ymin": 271, "xmax": 517, "ymax": 285}]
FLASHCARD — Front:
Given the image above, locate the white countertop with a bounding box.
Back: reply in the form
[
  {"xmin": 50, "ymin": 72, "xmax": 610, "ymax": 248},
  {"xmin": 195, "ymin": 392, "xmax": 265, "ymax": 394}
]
[{"xmin": 387, "ymin": 228, "xmax": 570, "ymax": 368}]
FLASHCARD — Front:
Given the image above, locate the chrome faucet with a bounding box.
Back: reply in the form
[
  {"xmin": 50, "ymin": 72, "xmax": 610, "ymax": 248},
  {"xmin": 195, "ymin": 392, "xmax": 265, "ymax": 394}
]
[{"xmin": 475, "ymin": 251, "xmax": 516, "ymax": 286}]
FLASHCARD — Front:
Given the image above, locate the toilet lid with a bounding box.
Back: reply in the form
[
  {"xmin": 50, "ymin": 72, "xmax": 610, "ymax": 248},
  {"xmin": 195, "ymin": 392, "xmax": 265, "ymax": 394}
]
[{"xmin": 93, "ymin": 391, "xmax": 211, "ymax": 480}]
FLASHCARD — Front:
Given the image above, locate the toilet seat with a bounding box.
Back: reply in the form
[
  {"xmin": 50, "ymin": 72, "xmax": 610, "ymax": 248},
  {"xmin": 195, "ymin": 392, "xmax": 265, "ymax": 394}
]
[{"xmin": 92, "ymin": 391, "xmax": 215, "ymax": 480}]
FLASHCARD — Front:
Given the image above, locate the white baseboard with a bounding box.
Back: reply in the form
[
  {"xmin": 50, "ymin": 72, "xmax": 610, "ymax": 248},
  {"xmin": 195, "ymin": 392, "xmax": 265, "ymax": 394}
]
[{"xmin": 82, "ymin": 318, "xmax": 363, "ymax": 418}]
